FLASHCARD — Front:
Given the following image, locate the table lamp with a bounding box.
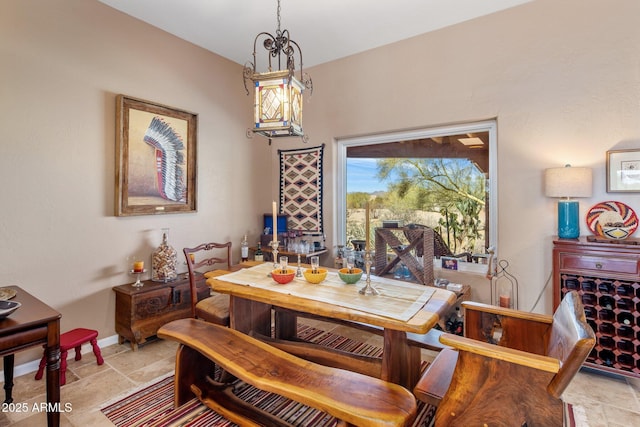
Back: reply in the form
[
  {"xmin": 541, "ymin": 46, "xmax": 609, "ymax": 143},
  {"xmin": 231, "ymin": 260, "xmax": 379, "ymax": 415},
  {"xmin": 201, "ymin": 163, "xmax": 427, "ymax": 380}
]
[{"xmin": 545, "ymin": 165, "xmax": 593, "ymax": 239}]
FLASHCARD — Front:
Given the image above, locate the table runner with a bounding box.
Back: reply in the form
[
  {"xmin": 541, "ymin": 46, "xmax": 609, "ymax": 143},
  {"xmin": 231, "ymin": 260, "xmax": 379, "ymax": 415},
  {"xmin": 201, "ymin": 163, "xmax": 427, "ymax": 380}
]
[{"xmin": 214, "ymin": 263, "xmax": 435, "ymax": 322}]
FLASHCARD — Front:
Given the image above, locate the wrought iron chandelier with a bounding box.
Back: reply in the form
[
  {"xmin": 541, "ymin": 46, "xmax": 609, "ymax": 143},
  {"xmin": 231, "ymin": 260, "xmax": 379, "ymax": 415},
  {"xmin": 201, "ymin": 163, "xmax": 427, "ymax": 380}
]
[{"xmin": 243, "ymin": 0, "xmax": 313, "ymax": 143}]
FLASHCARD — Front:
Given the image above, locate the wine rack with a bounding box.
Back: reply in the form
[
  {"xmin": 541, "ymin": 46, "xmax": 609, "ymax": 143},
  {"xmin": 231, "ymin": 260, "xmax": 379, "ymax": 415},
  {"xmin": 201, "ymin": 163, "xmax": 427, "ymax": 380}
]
[{"xmin": 553, "ymin": 238, "xmax": 640, "ymax": 378}]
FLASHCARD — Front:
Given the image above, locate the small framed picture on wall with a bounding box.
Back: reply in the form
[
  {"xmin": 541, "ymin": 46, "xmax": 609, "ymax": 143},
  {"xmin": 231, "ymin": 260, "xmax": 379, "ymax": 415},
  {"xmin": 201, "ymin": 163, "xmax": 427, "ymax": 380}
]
[{"xmin": 607, "ymin": 149, "xmax": 640, "ymax": 192}]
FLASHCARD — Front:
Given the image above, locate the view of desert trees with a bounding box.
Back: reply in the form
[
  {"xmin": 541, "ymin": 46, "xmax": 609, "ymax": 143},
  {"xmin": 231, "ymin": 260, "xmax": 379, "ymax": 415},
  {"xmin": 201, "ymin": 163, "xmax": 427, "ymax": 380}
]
[{"xmin": 346, "ymin": 157, "xmax": 486, "ymax": 256}]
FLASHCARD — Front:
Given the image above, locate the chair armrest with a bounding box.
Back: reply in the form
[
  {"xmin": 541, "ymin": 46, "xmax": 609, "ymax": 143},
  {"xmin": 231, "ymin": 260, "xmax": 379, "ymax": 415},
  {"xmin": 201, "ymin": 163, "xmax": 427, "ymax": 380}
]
[
  {"xmin": 462, "ymin": 301, "xmax": 553, "ymax": 324},
  {"xmin": 439, "ymin": 333, "xmax": 560, "ymax": 373}
]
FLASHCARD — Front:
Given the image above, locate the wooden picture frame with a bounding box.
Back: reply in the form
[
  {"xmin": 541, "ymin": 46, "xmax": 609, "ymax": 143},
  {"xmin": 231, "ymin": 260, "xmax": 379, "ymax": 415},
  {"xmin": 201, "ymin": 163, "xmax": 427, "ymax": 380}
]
[
  {"xmin": 115, "ymin": 95, "xmax": 197, "ymax": 216},
  {"xmin": 607, "ymin": 149, "xmax": 640, "ymax": 192}
]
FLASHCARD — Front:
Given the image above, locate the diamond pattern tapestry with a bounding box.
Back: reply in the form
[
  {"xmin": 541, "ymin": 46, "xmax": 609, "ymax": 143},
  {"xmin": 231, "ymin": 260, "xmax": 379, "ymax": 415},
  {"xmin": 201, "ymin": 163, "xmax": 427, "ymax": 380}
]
[{"xmin": 279, "ymin": 144, "xmax": 324, "ymax": 233}]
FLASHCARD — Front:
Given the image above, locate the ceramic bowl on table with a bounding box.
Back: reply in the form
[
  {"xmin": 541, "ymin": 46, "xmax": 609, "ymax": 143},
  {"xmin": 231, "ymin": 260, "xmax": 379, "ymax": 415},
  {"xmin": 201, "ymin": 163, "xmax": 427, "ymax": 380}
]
[
  {"xmin": 303, "ymin": 268, "xmax": 328, "ymax": 284},
  {"xmin": 0, "ymin": 300, "xmax": 21, "ymax": 319},
  {"xmin": 338, "ymin": 268, "xmax": 363, "ymax": 284},
  {"xmin": 271, "ymin": 268, "xmax": 296, "ymax": 284}
]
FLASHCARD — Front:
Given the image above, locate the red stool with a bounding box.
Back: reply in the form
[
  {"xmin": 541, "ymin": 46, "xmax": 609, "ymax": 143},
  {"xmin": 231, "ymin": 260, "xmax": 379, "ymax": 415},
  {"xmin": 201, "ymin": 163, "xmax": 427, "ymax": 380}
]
[{"xmin": 35, "ymin": 328, "xmax": 104, "ymax": 385}]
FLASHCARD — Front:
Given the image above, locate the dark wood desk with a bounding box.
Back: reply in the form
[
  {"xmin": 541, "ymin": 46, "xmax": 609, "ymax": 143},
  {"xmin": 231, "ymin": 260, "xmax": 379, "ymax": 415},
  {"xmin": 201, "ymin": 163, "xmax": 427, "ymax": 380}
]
[{"xmin": 0, "ymin": 286, "xmax": 61, "ymax": 427}]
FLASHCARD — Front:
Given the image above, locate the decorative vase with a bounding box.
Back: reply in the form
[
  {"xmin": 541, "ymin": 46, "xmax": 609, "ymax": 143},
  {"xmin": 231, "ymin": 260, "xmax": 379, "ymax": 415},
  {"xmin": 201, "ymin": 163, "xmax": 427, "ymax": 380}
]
[{"xmin": 151, "ymin": 228, "xmax": 178, "ymax": 282}]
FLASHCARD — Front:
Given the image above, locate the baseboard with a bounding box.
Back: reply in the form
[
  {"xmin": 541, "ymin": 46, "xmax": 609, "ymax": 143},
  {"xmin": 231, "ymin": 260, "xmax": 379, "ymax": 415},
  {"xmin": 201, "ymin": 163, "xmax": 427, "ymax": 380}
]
[{"xmin": 0, "ymin": 333, "xmax": 120, "ymax": 379}]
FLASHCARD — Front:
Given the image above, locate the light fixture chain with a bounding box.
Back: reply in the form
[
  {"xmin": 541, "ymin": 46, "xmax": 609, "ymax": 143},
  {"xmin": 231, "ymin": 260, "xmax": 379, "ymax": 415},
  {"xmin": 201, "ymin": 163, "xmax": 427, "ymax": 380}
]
[{"xmin": 277, "ymin": 0, "xmax": 281, "ymax": 35}]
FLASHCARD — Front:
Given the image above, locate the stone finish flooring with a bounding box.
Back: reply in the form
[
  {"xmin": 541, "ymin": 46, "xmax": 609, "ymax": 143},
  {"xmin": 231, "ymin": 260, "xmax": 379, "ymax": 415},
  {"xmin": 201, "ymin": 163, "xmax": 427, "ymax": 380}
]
[{"xmin": 0, "ymin": 319, "xmax": 639, "ymax": 426}]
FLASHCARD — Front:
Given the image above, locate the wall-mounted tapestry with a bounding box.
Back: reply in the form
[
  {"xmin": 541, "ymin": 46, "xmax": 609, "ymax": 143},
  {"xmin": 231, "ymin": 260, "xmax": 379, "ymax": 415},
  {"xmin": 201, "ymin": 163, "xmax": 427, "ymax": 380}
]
[{"xmin": 279, "ymin": 144, "xmax": 324, "ymax": 233}]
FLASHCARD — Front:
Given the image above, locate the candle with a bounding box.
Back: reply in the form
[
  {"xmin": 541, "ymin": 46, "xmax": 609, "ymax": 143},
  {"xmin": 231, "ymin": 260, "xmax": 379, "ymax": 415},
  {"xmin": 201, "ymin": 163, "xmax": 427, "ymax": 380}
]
[
  {"xmin": 365, "ymin": 201, "xmax": 370, "ymax": 251},
  {"xmin": 272, "ymin": 201, "xmax": 278, "ymax": 243},
  {"xmin": 133, "ymin": 261, "xmax": 144, "ymax": 273},
  {"xmin": 499, "ymin": 295, "xmax": 511, "ymax": 308}
]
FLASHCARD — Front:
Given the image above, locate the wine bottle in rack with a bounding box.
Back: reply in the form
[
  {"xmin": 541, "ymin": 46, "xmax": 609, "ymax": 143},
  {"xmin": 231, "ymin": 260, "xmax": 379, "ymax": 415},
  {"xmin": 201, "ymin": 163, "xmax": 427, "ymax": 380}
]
[
  {"xmin": 599, "ymin": 295, "xmax": 615, "ymax": 310},
  {"xmin": 617, "ymin": 312, "xmax": 634, "ymax": 326}
]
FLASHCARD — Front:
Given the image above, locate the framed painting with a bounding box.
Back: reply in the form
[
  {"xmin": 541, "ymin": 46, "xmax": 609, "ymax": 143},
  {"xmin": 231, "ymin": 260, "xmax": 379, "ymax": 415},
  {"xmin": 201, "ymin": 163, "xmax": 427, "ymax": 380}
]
[
  {"xmin": 607, "ymin": 149, "xmax": 640, "ymax": 192},
  {"xmin": 115, "ymin": 95, "xmax": 197, "ymax": 216}
]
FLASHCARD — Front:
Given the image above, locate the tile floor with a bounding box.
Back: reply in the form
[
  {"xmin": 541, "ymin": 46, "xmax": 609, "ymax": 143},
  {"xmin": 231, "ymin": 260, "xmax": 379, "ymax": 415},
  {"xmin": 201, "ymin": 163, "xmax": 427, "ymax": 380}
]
[{"xmin": 1, "ymin": 319, "xmax": 639, "ymax": 426}]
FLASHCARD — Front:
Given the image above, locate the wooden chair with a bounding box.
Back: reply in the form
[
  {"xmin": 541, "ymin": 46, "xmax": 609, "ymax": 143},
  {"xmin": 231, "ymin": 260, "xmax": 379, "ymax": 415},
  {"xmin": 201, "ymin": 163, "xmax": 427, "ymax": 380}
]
[
  {"xmin": 414, "ymin": 290, "xmax": 595, "ymax": 426},
  {"xmin": 184, "ymin": 242, "xmax": 232, "ymax": 326}
]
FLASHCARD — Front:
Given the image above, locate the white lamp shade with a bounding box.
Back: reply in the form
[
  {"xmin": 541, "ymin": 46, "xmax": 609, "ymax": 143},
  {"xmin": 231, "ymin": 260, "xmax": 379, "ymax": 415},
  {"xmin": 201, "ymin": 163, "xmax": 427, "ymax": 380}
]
[{"xmin": 545, "ymin": 166, "xmax": 593, "ymax": 198}]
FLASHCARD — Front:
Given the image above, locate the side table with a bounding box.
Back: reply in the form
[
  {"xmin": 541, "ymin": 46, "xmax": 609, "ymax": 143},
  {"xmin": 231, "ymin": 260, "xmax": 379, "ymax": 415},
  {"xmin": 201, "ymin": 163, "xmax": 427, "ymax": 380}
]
[{"xmin": 113, "ymin": 273, "xmax": 209, "ymax": 350}]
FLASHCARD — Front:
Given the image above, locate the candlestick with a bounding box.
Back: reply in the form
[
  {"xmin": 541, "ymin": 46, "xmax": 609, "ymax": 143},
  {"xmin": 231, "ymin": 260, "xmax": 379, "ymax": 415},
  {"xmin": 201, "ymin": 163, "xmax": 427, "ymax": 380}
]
[
  {"xmin": 272, "ymin": 201, "xmax": 278, "ymax": 243},
  {"xmin": 359, "ymin": 250, "xmax": 379, "ymax": 295},
  {"xmin": 365, "ymin": 201, "xmax": 370, "ymax": 252}
]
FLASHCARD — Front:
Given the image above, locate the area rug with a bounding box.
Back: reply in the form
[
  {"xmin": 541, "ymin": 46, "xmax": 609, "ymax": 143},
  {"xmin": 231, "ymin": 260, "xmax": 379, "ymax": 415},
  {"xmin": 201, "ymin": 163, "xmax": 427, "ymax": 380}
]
[
  {"xmin": 101, "ymin": 325, "xmax": 584, "ymax": 427},
  {"xmin": 101, "ymin": 324, "xmax": 435, "ymax": 426},
  {"xmin": 279, "ymin": 144, "xmax": 324, "ymax": 233}
]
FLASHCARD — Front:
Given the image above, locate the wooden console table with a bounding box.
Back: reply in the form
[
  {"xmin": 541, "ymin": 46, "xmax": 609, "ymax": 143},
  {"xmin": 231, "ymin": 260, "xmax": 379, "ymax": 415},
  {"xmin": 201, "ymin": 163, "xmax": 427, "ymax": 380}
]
[
  {"xmin": 113, "ymin": 273, "xmax": 209, "ymax": 350},
  {"xmin": 1, "ymin": 286, "xmax": 61, "ymax": 427},
  {"xmin": 375, "ymin": 227, "xmax": 434, "ymax": 285}
]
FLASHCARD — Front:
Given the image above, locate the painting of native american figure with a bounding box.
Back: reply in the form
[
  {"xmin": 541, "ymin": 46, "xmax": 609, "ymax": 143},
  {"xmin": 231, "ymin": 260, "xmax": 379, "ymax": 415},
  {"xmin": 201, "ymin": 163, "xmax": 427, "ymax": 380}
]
[{"xmin": 115, "ymin": 95, "xmax": 197, "ymax": 216}]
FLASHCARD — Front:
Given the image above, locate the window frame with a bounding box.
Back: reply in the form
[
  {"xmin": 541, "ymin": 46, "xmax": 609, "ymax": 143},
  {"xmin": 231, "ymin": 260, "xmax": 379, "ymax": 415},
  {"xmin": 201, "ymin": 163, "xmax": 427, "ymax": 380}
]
[{"xmin": 335, "ymin": 120, "xmax": 498, "ymax": 273}]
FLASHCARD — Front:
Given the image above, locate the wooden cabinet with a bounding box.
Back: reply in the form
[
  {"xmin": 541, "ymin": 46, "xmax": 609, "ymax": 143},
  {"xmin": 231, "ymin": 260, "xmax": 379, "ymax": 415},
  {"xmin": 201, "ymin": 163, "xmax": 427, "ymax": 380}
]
[
  {"xmin": 113, "ymin": 273, "xmax": 209, "ymax": 350},
  {"xmin": 553, "ymin": 237, "xmax": 640, "ymax": 377}
]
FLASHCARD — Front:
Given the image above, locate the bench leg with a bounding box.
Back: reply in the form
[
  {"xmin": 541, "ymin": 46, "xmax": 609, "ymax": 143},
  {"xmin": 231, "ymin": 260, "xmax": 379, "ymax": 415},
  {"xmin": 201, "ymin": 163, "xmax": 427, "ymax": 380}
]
[
  {"xmin": 74, "ymin": 346, "xmax": 82, "ymax": 361},
  {"xmin": 90, "ymin": 338, "xmax": 104, "ymax": 365},
  {"xmin": 174, "ymin": 345, "xmax": 217, "ymax": 407}
]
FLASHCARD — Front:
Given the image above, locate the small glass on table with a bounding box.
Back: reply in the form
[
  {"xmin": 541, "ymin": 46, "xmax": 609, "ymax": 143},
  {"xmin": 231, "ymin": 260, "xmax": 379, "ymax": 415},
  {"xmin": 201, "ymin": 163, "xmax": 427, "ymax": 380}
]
[
  {"xmin": 279, "ymin": 256, "xmax": 289, "ymax": 273},
  {"xmin": 345, "ymin": 255, "xmax": 355, "ymax": 274},
  {"xmin": 310, "ymin": 256, "xmax": 320, "ymax": 274}
]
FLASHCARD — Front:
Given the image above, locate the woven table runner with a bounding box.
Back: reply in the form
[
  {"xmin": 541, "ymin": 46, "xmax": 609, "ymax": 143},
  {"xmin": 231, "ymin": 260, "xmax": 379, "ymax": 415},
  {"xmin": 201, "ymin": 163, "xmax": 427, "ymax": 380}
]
[{"xmin": 215, "ymin": 263, "xmax": 435, "ymax": 322}]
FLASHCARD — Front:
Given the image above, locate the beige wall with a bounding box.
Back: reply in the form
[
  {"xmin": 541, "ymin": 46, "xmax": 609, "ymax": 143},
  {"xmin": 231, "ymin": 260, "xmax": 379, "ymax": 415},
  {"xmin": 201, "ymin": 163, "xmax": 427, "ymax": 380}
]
[
  {"xmin": 1, "ymin": 0, "xmax": 640, "ymax": 365},
  {"xmin": 292, "ymin": 0, "xmax": 640, "ymax": 314},
  {"xmin": 0, "ymin": 0, "xmax": 273, "ymax": 364}
]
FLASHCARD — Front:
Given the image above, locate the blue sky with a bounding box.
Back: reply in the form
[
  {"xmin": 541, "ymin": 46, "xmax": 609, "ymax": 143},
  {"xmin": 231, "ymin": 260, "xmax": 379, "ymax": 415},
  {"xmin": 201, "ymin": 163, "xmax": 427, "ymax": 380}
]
[{"xmin": 347, "ymin": 158, "xmax": 392, "ymax": 193}]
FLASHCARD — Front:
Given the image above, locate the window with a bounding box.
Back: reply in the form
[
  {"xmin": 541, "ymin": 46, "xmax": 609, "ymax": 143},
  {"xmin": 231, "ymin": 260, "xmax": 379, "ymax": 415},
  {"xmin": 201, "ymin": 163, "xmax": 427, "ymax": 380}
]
[{"xmin": 336, "ymin": 120, "xmax": 497, "ymax": 273}]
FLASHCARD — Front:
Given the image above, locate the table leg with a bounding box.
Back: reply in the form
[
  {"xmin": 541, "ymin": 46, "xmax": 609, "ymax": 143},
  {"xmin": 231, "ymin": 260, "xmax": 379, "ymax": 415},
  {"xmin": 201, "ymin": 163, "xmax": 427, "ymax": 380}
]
[
  {"xmin": 274, "ymin": 309, "xmax": 298, "ymax": 340},
  {"xmin": 381, "ymin": 329, "xmax": 422, "ymax": 389},
  {"xmin": 229, "ymin": 296, "xmax": 272, "ymax": 336},
  {"xmin": 3, "ymin": 354, "xmax": 14, "ymax": 404},
  {"xmin": 46, "ymin": 319, "xmax": 61, "ymax": 427}
]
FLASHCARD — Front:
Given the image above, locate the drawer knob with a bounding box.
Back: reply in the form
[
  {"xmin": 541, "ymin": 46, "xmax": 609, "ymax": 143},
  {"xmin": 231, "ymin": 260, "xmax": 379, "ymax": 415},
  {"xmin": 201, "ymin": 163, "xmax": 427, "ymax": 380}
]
[{"xmin": 595, "ymin": 262, "xmax": 603, "ymax": 269}]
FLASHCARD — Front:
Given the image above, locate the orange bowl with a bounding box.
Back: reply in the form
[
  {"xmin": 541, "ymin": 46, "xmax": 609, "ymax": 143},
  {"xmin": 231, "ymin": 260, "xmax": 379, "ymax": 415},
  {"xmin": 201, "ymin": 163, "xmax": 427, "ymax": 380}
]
[{"xmin": 271, "ymin": 268, "xmax": 296, "ymax": 284}]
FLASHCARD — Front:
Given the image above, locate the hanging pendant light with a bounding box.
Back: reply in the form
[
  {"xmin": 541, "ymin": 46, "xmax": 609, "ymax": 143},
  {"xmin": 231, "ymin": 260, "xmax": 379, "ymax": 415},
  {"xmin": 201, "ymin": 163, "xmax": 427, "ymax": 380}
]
[{"xmin": 243, "ymin": 0, "xmax": 313, "ymax": 143}]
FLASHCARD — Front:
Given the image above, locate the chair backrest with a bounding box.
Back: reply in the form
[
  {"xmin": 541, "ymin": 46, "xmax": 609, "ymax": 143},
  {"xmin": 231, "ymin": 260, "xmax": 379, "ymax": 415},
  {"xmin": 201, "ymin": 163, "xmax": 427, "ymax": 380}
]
[
  {"xmin": 183, "ymin": 242, "xmax": 232, "ymax": 318},
  {"xmin": 545, "ymin": 290, "xmax": 596, "ymax": 397}
]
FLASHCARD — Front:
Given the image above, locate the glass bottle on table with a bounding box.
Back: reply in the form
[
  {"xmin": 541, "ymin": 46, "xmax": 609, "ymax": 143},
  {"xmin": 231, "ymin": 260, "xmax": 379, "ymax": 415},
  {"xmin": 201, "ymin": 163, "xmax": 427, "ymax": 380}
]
[
  {"xmin": 241, "ymin": 234, "xmax": 249, "ymax": 262},
  {"xmin": 254, "ymin": 242, "xmax": 264, "ymax": 262}
]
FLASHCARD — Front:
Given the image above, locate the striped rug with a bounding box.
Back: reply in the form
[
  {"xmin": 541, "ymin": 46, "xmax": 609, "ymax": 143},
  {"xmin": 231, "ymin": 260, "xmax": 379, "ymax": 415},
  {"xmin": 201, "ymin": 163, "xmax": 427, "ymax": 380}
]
[{"xmin": 101, "ymin": 324, "xmax": 436, "ymax": 426}]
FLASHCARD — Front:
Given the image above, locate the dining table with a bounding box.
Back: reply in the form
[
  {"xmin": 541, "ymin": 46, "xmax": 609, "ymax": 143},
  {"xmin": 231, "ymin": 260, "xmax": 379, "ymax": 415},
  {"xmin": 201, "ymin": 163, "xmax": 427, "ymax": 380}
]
[{"xmin": 207, "ymin": 262, "xmax": 456, "ymax": 390}]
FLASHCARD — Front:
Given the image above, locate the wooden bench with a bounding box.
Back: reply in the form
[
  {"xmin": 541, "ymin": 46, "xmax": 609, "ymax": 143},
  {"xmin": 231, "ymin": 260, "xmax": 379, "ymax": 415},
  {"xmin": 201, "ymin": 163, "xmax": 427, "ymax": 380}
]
[
  {"xmin": 413, "ymin": 291, "xmax": 595, "ymax": 426},
  {"xmin": 158, "ymin": 318, "xmax": 417, "ymax": 427}
]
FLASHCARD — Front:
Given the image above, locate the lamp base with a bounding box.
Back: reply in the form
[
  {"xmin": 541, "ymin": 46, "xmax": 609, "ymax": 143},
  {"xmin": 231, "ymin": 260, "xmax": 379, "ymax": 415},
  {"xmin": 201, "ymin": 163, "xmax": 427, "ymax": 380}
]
[{"xmin": 558, "ymin": 200, "xmax": 580, "ymax": 239}]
